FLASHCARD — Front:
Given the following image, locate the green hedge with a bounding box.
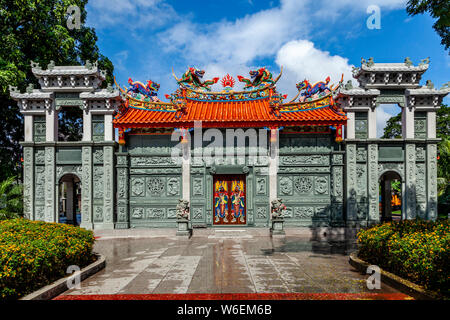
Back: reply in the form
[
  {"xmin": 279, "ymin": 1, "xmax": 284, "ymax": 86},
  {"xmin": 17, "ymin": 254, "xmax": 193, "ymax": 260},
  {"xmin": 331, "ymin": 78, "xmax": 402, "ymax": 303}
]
[
  {"xmin": 0, "ymin": 218, "xmax": 95, "ymax": 300},
  {"xmin": 357, "ymin": 219, "xmax": 449, "ymax": 297}
]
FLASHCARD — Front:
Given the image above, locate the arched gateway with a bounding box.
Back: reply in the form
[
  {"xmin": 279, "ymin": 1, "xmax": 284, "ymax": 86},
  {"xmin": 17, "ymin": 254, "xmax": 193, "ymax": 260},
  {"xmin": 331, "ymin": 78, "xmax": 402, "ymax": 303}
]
[{"xmin": 10, "ymin": 59, "xmax": 449, "ymax": 229}]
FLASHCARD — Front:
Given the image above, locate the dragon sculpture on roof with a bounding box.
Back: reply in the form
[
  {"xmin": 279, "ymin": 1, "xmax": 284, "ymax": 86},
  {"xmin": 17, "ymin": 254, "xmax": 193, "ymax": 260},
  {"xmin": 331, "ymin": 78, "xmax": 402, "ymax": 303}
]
[
  {"xmin": 173, "ymin": 67, "xmax": 219, "ymax": 91},
  {"xmin": 125, "ymin": 78, "xmax": 160, "ymax": 102},
  {"xmin": 237, "ymin": 67, "xmax": 276, "ymax": 89}
]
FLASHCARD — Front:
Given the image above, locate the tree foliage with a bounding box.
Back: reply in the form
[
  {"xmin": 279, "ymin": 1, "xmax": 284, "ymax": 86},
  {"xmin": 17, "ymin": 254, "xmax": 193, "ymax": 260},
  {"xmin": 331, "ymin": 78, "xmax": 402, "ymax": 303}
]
[
  {"xmin": 0, "ymin": 176, "xmax": 23, "ymax": 220},
  {"xmin": 406, "ymin": 0, "xmax": 450, "ymax": 50},
  {"xmin": 381, "ymin": 112, "xmax": 402, "ymax": 139},
  {"xmin": 0, "ymin": 0, "xmax": 114, "ymax": 180}
]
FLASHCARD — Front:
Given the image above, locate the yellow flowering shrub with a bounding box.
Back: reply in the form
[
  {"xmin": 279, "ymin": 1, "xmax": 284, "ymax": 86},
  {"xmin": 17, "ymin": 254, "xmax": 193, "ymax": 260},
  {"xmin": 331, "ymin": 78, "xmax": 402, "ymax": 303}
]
[
  {"xmin": 357, "ymin": 219, "xmax": 449, "ymax": 297},
  {"xmin": 0, "ymin": 218, "xmax": 95, "ymax": 300}
]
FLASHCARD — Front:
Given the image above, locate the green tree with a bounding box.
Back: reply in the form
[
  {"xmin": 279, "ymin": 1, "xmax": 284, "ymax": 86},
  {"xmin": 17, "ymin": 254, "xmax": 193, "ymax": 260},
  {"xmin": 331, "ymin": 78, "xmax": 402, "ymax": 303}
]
[
  {"xmin": 0, "ymin": 176, "xmax": 23, "ymax": 220},
  {"xmin": 0, "ymin": 0, "xmax": 114, "ymax": 181},
  {"xmin": 406, "ymin": 0, "xmax": 450, "ymax": 50},
  {"xmin": 381, "ymin": 112, "xmax": 402, "ymax": 139}
]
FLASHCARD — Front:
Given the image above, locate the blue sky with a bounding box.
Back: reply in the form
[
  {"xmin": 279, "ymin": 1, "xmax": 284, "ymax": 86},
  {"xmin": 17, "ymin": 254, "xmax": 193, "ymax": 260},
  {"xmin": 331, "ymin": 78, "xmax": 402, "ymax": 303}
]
[{"xmin": 85, "ymin": 0, "xmax": 449, "ymax": 136}]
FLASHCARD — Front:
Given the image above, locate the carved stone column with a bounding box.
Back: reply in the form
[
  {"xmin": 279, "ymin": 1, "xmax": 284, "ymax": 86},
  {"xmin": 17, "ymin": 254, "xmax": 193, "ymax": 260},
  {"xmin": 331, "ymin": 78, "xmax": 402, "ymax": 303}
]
[
  {"xmin": 426, "ymin": 143, "xmax": 438, "ymax": 220},
  {"xmin": 24, "ymin": 115, "xmax": 33, "ymax": 141},
  {"xmin": 268, "ymin": 128, "xmax": 278, "ymax": 203},
  {"xmin": 367, "ymin": 144, "xmax": 379, "ymax": 223},
  {"xmin": 346, "ymin": 112, "xmax": 355, "ymax": 139},
  {"xmin": 23, "ymin": 147, "xmax": 34, "ymax": 219},
  {"xmin": 345, "ymin": 143, "xmax": 357, "ymax": 223},
  {"xmin": 367, "ymin": 108, "xmax": 377, "ymax": 139},
  {"xmin": 80, "ymin": 146, "xmax": 93, "ymax": 229},
  {"xmin": 116, "ymin": 153, "xmax": 129, "ymax": 229},
  {"xmin": 82, "ymin": 110, "xmax": 92, "ymax": 141},
  {"xmin": 44, "ymin": 146, "xmax": 56, "ymax": 222},
  {"xmin": 331, "ymin": 153, "xmax": 344, "ymax": 225},
  {"xmin": 405, "ymin": 143, "xmax": 417, "ymax": 219},
  {"xmin": 102, "ymin": 145, "xmax": 115, "ymax": 229},
  {"xmin": 402, "ymin": 100, "xmax": 415, "ymax": 139}
]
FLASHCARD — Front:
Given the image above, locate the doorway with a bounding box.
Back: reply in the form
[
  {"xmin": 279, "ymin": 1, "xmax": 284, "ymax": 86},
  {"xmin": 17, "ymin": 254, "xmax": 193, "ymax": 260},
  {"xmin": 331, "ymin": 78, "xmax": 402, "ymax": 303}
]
[
  {"xmin": 379, "ymin": 171, "xmax": 402, "ymax": 222},
  {"xmin": 58, "ymin": 174, "xmax": 81, "ymax": 226},
  {"xmin": 213, "ymin": 175, "xmax": 246, "ymax": 225}
]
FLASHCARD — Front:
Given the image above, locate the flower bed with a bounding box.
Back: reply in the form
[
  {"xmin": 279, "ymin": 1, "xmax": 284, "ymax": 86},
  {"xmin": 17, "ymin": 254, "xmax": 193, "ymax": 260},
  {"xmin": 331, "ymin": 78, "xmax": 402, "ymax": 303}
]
[
  {"xmin": 357, "ymin": 219, "xmax": 449, "ymax": 297},
  {"xmin": 0, "ymin": 218, "xmax": 95, "ymax": 300}
]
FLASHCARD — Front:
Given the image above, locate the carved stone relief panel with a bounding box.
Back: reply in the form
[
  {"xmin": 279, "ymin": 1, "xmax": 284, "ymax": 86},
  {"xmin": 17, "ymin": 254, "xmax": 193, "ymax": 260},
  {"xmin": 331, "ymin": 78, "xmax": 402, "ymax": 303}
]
[
  {"xmin": 356, "ymin": 148, "xmax": 367, "ymax": 162},
  {"xmin": 131, "ymin": 177, "xmax": 145, "ymax": 197},
  {"xmin": 147, "ymin": 177, "xmax": 165, "ymax": 196},
  {"xmin": 279, "ymin": 176, "xmax": 293, "ymax": 196},
  {"xmin": 294, "ymin": 207, "xmax": 314, "ymax": 219},
  {"xmin": 35, "ymin": 149, "xmax": 45, "ymax": 164},
  {"xmin": 256, "ymin": 177, "xmax": 267, "ymax": 195},
  {"xmin": 131, "ymin": 207, "xmax": 144, "ymax": 219},
  {"xmin": 93, "ymin": 148, "xmax": 103, "ymax": 164},
  {"xmin": 356, "ymin": 164, "xmax": 367, "ymax": 197},
  {"xmin": 314, "ymin": 176, "xmax": 329, "ymax": 195},
  {"xmin": 93, "ymin": 166, "xmax": 104, "ymax": 199},
  {"xmin": 94, "ymin": 206, "xmax": 103, "ymax": 222},
  {"xmin": 146, "ymin": 208, "xmax": 165, "ymax": 219},
  {"xmin": 192, "ymin": 207, "xmax": 204, "ymax": 220},
  {"xmin": 256, "ymin": 206, "xmax": 267, "ymax": 219},
  {"xmin": 117, "ymin": 207, "xmax": 127, "ymax": 222},
  {"xmin": 415, "ymin": 163, "xmax": 426, "ymax": 201},
  {"xmin": 332, "ymin": 166, "xmax": 343, "ymax": 199},
  {"xmin": 193, "ymin": 178, "xmax": 204, "ymax": 196},
  {"xmin": 131, "ymin": 156, "xmax": 178, "ymax": 167},
  {"xmin": 166, "ymin": 177, "xmax": 180, "ymax": 197},
  {"xmin": 416, "ymin": 146, "xmax": 425, "ymax": 162},
  {"xmin": 294, "ymin": 176, "xmax": 313, "ymax": 194},
  {"xmin": 332, "ymin": 154, "xmax": 343, "ymax": 165},
  {"xmin": 35, "ymin": 166, "xmax": 45, "ymax": 200},
  {"xmin": 315, "ymin": 206, "xmax": 329, "ymax": 218},
  {"xmin": 280, "ymin": 155, "xmax": 329, "ymax": 166}
]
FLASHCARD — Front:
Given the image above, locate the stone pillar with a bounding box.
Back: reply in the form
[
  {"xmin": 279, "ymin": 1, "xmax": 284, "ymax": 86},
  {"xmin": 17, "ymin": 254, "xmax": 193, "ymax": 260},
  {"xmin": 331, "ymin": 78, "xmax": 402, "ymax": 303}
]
[
  {"xmin": 268, "ymin": 129, "xmax": 278, "ymax": 203},
  {"xmin": 367, "ymin": 144, "xmax": 379, "ymax": 223},
  {"xmin": 46, "ymin": 107, "xmax": 58, "ymax": 142},
  {"xmin": 182, "ymin": 142, "xmax": 191, "ymax": 206},
  {"xmin": 104, "ymin": 114, "xmax": 114, "ymax": 141},
  {"xmin": 116, "ymin": 153, "xmax": 129, "ymax": 229},
  {"xmin": 368, "ymin": 108, "xmax": 377, "ymax": 139},
  {"xmin": 402, "ymin": 106, "xmax": 415, "ymax": 139},
  {"xmin": 346, "ymin": 112, "xmax": 355, "ymax": 139},
  {"xmin": 82, "ymin": 110, "xmax": 92, "ymax": 141},
  {"xmin": 24, "ymin": 115, "xmax": 33, "ymax": 142},
  {"xmin": 331, "ymin": 154, "xmax": 344, "ymax": 225},
  {"xmin": 102, "ymin": 145, "xmax": 115, "ymax": 229},
  {"xmin": 23, "ymin": 147, "xmax": 34, "ymax": 219},
  {"xmin": 44, "ymin": 146, "xmax": 56, "ymax": 222},
  {"xmin": 405, "ymin": 144, "xmax": 417, "ymax": 219},
  {"xmin": 346, "ymin": 144, "xmax": 357, "ymax": 223},
  {"xmin": 426, "ymin": 143, "xmax": 438, "ymax": 220},
  {"xmin": 80, "ymin": 146, "xmax": 93, "ymax": 229},
  {"xmin": 427, "ymin": 112, "xmax": 436, "ymax": 139}
]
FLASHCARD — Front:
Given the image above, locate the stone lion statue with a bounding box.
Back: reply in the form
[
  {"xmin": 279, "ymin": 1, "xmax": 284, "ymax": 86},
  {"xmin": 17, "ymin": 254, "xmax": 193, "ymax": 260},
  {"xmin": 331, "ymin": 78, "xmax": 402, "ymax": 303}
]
[
  {"xmin": 271, "ymin": 198, "xmax": 286, "ymax": 218},
  {"xmin": 176, "ymin": 199, "xmax": 190, "ymax": 220}
]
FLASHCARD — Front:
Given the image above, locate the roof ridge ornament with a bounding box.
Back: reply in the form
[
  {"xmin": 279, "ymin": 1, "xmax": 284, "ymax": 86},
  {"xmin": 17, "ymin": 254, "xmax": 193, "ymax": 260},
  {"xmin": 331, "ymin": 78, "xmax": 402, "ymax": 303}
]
[
  {"xmin": 404, "ymin": 57, "xmax": 413, "ymax": 67},
  {"xmin": 361, "ymin": 57, "xmax": 374, "ymax": 67},
  {"xmin": 419, "ymin": 57, "xmax": 430, "ymax": 66}
]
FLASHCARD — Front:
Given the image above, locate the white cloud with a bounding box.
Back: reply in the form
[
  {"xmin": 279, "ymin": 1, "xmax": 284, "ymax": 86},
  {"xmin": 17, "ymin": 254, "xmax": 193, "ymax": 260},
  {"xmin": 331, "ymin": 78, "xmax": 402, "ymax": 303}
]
[
  {"xmin": 376, "ymin": 104, "xmax": 400, "ymax": 138},
  {"xmin": 275, "ymin": 40, "xmax": 354, "ymax": 99}
]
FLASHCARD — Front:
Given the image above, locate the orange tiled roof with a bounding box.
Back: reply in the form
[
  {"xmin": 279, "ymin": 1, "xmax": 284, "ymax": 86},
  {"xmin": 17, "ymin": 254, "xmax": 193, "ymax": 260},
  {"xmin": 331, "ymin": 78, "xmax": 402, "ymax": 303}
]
[{"xmin": 113, "ymin": 97, "xmax": 346, "ymax": 129}]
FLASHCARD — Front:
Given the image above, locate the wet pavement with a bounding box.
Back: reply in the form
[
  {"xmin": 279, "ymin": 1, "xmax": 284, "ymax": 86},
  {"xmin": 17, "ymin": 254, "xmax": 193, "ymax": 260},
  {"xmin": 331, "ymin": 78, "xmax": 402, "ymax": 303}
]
[{"xmin": 61, "ymin": 228, "xmax": 405, "ymax": 296}]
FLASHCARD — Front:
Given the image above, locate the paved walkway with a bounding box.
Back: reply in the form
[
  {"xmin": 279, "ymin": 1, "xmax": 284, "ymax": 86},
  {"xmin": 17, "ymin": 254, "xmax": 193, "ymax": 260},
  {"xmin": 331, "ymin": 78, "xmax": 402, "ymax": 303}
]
[{"xmin": 58, "ymin": 228, "xmax": 410, "ymax": 299}]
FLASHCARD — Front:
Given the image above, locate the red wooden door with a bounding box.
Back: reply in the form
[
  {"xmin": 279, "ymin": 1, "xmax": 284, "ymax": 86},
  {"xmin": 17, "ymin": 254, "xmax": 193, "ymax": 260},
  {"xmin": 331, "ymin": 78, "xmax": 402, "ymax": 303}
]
[{"xmin": 213, "ymin": 175, "xmax": 246, "ymax": 225}]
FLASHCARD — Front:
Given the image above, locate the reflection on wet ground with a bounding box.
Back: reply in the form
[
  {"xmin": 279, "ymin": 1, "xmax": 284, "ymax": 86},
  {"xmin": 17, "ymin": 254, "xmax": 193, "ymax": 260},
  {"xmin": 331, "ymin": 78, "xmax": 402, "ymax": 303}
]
[{"xmin": 62, "ymin": 228, "xmax": 403, "ymax": 296}]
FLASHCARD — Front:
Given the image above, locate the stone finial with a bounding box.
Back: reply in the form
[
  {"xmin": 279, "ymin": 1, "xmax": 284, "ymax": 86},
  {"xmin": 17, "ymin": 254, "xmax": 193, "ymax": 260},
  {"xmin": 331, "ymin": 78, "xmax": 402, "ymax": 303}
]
[
  {"xmin": 351, "ymin": 66, "xmax": 360, "ymax": 77},
  {"xmin": 419, "ymin": 57, "xmax": 430, "ymax": 66},
  {"xmin": 99, "ymin": 69, "xmax": 107, "ymax": 79},
  {"xmin": 30, "ymin": 60, "xmax": 40, "ymax": 69},
  {"xmin": 426, "ymin": 80, "xmax": 434, "ymax": 89},
  {"xmin": 404, "ymin": 57, "xmax": 413, "ymax": 67},
  {"xmin": 176, "ymin": 199, "xmax": 190, "ymax": 220},
  {"xmin": 362, "ymin": 57, "xmax": 374, "ymax": 67},
  {"xmin": 47, "ymin": 60, "xmax": 55, "ymax": 70},
  {"xmin": 344, "ymin": 80, "xmax": 353, "ymax": 90},
  {"xmin": 271, "ymin": 198, "xmax": 286, "ymax": 218},
  {"xmin": 440, "ymin": 82, "xmax": 450, "ymax": 90},
  {"xmin": 106, "ymin": 83, "xmax": 114, "ymax": 93},
  {"xmin": 85, "ymin": 60, "xmax": 93, "ymax": 70},
  {"xmin": 26, "ymin": 83, "xmax": 34, "ymax": 93},
  {"xmin": 8, "ymin": 85, "xmax": 19, "ymax": 94}
]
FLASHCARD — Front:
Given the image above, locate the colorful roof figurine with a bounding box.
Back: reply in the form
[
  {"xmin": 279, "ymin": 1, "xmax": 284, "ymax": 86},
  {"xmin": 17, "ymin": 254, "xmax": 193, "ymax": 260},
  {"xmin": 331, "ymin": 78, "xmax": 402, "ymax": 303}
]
[{"xmin": 113, "ymin": 67, "xmax": 346, "ymax": 132}]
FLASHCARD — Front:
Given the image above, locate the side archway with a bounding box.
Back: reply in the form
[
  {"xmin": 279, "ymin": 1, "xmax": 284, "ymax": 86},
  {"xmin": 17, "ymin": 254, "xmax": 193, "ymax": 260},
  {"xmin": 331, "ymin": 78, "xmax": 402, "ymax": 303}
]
[
  {"xmin": 58, "ymin": 173, "xmax": 82, "ymax": 226},
  {"xmin": 379, "ymin": 170, "xmax": 403, "ymax": 222}
]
